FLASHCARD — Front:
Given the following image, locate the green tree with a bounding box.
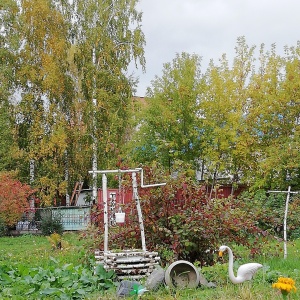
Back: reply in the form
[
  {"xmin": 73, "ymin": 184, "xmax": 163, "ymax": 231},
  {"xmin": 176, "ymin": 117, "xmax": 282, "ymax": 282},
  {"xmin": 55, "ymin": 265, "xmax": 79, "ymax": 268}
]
[
  {"xmin": 12, "ymin": 0, "xmax": 71, "ymax": 205},
  {"xmin": 199, "ymin": 37, "xmax": 256, "ymax": 192},
  {"xmin": 128, "ymin": 52, "xmax": 203, "ymax": 172},
  {"xmin": 4, "ymin": 0, "xmax": 146, "ymax": 205},
  {"xmin": 0, "ymin": 103, "xmax": 15, "ymax": 170},
  {"xmin": 131, "ymin": 37, "xmax": 300, "ymax": 192},
  {"xmin": 0, "ymin": 0, "xmax": 20, "ymax": 171},
  {"xmin": 71, "ymin": 0, "xmax": 145, "ymax": 171},
  {"xmin": 246, "ymin": 43, "xmax": 300, "ymax": 189}
]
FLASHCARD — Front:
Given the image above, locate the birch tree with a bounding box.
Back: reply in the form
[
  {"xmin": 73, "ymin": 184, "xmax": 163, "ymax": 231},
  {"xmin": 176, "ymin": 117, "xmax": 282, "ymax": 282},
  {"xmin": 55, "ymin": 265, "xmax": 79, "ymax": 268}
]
[
  {"xmin": 13, "ymin": 0, "xmax": 71, "ymax": 205},
  {"xmin": 0, "ymin": 0, "xmax": 20, "ymax": 171},
  {"xmin": 67, "ymin": 0, "xmax": 145, "ymax": 202},
  {"xmin": 70, "ymin": 0, "xmax": 145, "ymax": 170},
  {"xmin": 2, "ymin": 0, "xmax": 145, "ymax": 205}
]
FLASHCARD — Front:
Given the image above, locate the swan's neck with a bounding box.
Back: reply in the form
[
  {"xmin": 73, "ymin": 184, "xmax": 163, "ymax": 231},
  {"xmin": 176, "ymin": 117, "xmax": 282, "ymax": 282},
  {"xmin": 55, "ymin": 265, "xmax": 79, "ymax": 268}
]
[{"xmin": 226, "ymin": 247, "xmax": 242, "ymax": 284}]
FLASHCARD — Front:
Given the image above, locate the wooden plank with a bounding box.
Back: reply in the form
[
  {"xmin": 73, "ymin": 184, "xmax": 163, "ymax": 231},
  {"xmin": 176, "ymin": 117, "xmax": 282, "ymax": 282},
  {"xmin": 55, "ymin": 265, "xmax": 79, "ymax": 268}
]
[
  {"xmin": 74, "ymin": 182, "xmax": 83, "ymax": 206},
  {"xmin": 104, "ymin": 251, "xmax": 158, "ymax": 257},
  {"xmin": 109, "ymin": 262, "xmax": 159, "ymax": 269},
  {"xmin": 118, "ymin": 275, "xmax": 147, "ymax": 280},
  {"xmin": 70, "ymin": 182, "xmax": 79, "ymax": 206},
  {"xmin": 110, "ymin": 268, "xmax": 150, "ymax": 274},
  {"xmin": 111, "ymin": 257, "xmax": 159, "ymax": 263}
]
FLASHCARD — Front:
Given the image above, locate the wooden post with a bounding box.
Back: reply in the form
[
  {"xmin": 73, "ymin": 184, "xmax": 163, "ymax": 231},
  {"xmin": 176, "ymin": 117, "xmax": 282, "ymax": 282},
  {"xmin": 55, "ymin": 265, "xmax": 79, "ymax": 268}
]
[
  {"xmin": 132, "ymin": 172, "xmax": 147, "ymax": 251},
  {"xmin": 268, "ymin": 186, "xmax": 299, "ymax": 259},
  {"xmin": 109, "ymin": 192, "xmax": 116, "ymax": 226},
  {"xmin": 70, "ymin": 182, "xmax": 78, "ymax": 206},
  {"xmin": 103, "ymin": 174, "xmax": 109, "ymax": 252}
]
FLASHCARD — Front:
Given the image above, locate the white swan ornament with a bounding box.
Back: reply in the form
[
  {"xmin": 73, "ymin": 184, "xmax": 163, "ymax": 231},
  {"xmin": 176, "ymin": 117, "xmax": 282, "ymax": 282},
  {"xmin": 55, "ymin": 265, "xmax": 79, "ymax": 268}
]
[{"xmin": 218, "ymin": 245, "xmax": 262, "ymax": 284}]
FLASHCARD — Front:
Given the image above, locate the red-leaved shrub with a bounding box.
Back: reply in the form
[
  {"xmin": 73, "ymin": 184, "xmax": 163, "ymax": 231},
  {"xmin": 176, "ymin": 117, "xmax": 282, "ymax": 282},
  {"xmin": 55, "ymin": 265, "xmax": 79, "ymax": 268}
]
[{"xmin": 0, "ymin": 173, "xmax": 35, "ymax": 227}]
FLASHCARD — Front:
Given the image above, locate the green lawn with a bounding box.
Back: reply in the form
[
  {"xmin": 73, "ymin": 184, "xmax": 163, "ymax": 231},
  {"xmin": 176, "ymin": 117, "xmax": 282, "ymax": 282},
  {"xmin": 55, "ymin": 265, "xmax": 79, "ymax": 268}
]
[
  {"xmin": 0, "ymin": 232, "xmax": 87, "ymax": 268},
  {"xmin": 0, "ymin": 233, "xmax": 299, "ymax": 299}
]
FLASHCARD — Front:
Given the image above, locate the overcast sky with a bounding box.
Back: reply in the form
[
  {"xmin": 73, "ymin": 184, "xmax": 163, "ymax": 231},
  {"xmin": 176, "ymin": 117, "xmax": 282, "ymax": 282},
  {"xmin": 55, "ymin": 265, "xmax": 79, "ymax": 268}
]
[{"xmin": 129, "ymin": 0, "xmax": 300, "ymax": 96}]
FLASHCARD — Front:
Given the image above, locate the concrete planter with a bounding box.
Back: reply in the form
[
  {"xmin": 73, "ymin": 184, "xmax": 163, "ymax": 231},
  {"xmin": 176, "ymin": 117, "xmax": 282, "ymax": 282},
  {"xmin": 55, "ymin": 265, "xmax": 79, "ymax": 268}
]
[{"xmin": 164, "ymin": 260, "xmax": 200, "ymax": 288}]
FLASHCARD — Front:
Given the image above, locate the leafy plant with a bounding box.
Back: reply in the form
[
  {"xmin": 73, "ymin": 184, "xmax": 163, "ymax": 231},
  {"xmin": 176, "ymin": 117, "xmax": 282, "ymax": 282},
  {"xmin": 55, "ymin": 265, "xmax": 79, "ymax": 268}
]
[
  {"xmin": 242, "ymin": 190, "xmax": 300, "ymax": 240},
  {"xmin": 40, "ymin": 210, "xmax": 63, "ymax": 236},
  {"xmin": 94, "ymin": 264, "xmax": 117, "ymax": 289},
  {"xmin": 0, "ymin": 258, "xmax": 117, "ymax": 299},
  {"xmin": 0, "ymin": 217, "xmax": 8, "ymax": 237},
  {"xmin": 265, "ymin": 269, "xmax": 285, "ymax": 284}
]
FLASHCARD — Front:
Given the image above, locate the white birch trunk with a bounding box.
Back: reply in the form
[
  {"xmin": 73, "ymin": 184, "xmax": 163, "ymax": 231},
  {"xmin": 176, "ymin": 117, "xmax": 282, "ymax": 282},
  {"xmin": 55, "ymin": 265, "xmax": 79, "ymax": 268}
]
[
  {"xmin": 65, "ymin": 150, "xmax": 70, "ymax": 206},
  {"xmin": 92, "ymin": 47, "xmax": 98, "ymax": 204}
]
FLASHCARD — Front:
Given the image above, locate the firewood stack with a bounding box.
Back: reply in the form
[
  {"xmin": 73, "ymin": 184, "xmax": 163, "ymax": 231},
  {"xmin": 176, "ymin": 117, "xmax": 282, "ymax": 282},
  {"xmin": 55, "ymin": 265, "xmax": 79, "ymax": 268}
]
[{"xmin": 95, "ymin": 249, "xmax": 160, "ymax": 279}]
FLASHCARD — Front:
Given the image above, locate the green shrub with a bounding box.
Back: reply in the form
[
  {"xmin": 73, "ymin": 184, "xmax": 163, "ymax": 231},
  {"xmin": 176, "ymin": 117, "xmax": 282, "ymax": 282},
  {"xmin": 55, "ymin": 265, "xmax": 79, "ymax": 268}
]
[
  {"xmin": 40, "ymin": 210, "xmax": 63, "ymax": 235},
  {"xmin": 0, "ymin": 217, "xmax": 7, "ymax": 237},
  {"xmin": 241, "ymin": 190, "xmax": 300, "ymax": 240}
]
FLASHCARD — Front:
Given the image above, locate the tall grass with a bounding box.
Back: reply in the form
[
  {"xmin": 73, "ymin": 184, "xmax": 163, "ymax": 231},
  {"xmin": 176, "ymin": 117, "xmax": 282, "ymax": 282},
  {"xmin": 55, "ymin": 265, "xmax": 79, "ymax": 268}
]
[{"xmin": 0, "ymin": 233, "xmax": 299, "ymax": 299}]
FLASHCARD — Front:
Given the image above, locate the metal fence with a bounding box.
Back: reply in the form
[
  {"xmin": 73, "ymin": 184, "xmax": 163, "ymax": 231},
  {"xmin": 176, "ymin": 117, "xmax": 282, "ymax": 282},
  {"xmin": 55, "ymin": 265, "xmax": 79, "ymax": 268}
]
[{"xmin": 16, "ymin": 206, "xmax": 91, "ymax": 232}]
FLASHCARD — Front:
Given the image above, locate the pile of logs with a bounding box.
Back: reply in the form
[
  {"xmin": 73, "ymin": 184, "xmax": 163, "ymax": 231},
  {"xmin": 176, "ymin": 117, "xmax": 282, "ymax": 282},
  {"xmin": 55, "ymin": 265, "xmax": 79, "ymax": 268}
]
[{"xmin": 95, "ymin": 249, "xmax": 160, "ymax": 279}]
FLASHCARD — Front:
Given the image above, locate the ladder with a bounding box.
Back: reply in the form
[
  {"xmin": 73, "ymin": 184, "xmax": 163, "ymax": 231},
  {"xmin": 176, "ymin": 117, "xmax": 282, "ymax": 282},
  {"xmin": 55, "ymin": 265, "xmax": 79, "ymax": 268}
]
[{"xmin": 70, "ymin": 182, "xmax": 83, "ymax": 206}]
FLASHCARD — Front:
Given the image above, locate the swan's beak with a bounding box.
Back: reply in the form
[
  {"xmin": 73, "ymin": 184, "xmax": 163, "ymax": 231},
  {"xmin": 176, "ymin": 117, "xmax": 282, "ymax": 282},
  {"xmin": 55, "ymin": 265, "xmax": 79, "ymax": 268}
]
[{"xmin": 218, "ymin": 251, "xmax": 223, "ymax": 257}]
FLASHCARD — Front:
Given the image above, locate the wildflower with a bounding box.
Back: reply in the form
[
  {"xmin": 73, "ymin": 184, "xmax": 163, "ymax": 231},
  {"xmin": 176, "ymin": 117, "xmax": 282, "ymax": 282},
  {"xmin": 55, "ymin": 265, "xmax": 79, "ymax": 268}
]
[{"xmin": 272, "ymin": 277, "xmax": 297, "ymax": 299}]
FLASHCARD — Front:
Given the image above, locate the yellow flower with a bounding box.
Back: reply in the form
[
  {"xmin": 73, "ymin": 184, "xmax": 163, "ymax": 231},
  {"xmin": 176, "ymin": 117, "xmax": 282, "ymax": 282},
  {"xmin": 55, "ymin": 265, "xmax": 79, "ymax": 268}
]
[{"xmin": 272, "ymin": 277, "xmax": 297, "ymax": 294}]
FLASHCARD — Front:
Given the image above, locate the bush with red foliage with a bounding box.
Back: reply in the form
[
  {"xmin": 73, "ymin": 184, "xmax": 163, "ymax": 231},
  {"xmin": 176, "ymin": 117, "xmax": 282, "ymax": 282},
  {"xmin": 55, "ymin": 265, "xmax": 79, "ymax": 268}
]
[
  {"xmin": 0, "ymin": 173, "xmax": 35, "ymax": 227},
  {"xmin": 140, "ymin": 171, "xmax": 265, "ymax": 265}
]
